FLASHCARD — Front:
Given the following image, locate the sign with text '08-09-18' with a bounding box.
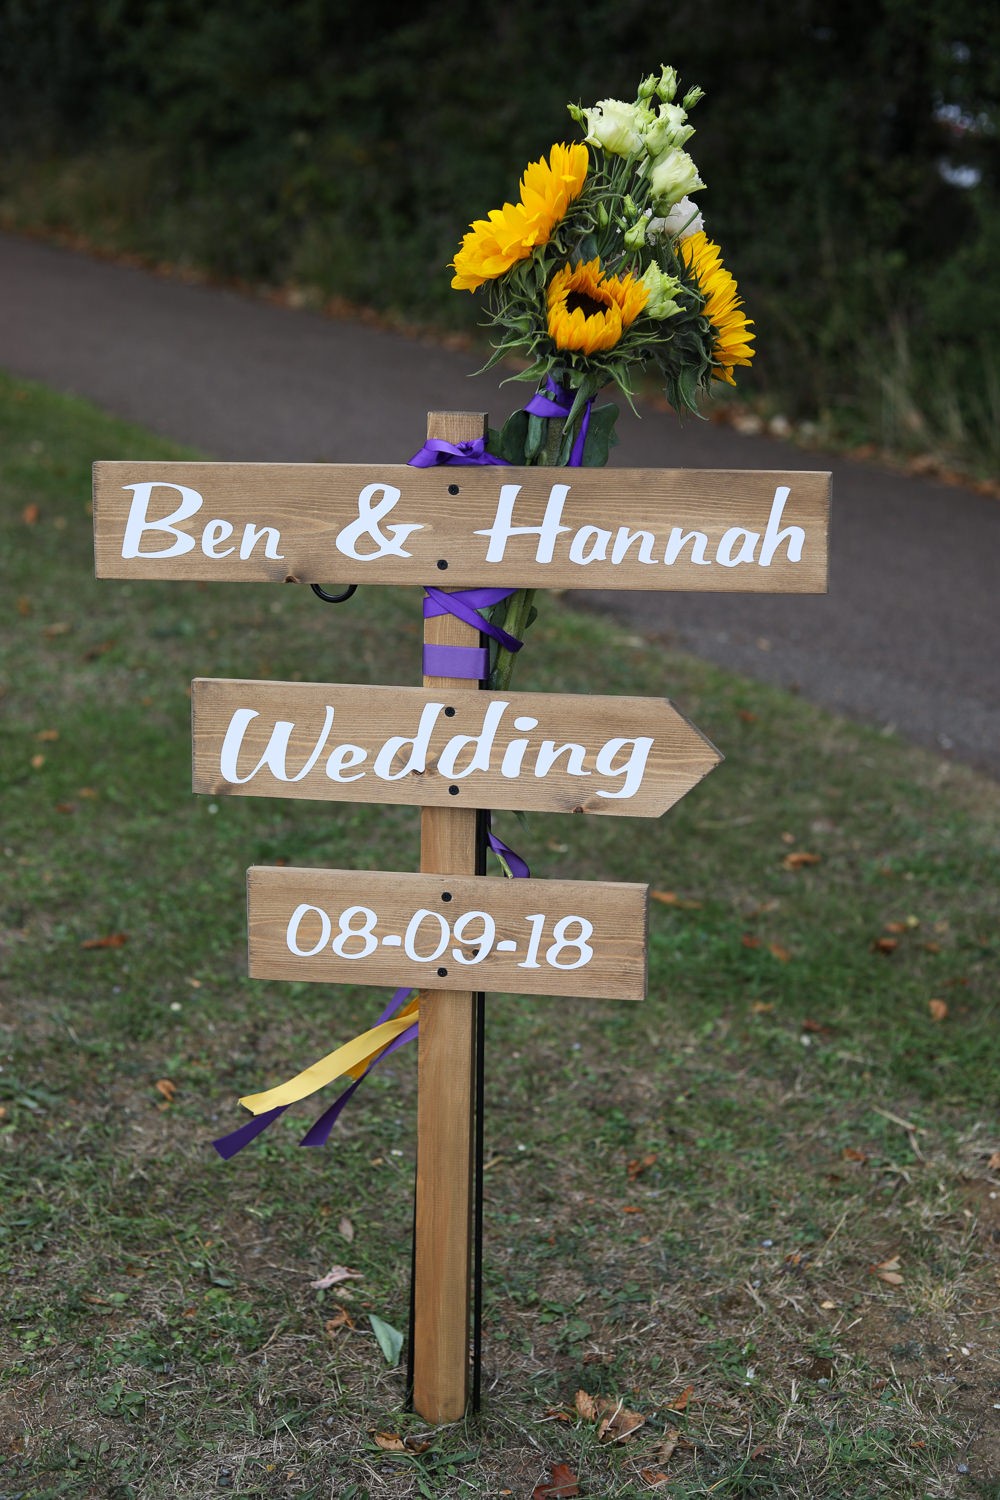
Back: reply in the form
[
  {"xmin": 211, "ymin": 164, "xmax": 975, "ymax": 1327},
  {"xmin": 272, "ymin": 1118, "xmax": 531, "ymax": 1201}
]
[
  {"xmin": 93, "ymin": 462, "xmax": 830, "ymax": 593},
  {"xmin": 191, "ymin": 679, "xmax": 722, "ymax": 818},
  {"xmin": 247, "ymin": 867, "xmax": 648, "ymax": 1001}
]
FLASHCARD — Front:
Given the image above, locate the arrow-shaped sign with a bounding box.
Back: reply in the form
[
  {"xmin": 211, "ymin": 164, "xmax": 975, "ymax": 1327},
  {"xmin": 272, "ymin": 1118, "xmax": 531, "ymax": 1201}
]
[{"xmin": 192, "ymin": 678, "xmax": 722, "ymax": 818}]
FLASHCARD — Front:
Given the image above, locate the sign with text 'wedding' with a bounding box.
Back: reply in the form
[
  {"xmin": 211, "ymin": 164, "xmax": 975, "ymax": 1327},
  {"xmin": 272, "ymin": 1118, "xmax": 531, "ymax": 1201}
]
[
  {"xmin": 247, "ymin": 867, "xmax": 648, "ymax": 1001},
  {"xmin": 93, "ymin": 462, "xmax": 830, "ymax": 593},
  {"xmin": 192, "ymin": 679, "xmax": 722, "ymax": 818}
]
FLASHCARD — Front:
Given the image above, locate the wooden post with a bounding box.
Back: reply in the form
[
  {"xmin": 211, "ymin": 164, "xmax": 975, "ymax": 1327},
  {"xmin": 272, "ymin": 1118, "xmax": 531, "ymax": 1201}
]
[{"xmin": 411, "ymin": 412, "xmax": 486, "ymax": 1422}]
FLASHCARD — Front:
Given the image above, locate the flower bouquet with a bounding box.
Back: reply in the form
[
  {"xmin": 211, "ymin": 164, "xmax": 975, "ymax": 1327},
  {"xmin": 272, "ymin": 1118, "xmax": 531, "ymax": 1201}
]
[{"xmin": 447, "ymin": 65, "xmax": 755, "ymax": 684}]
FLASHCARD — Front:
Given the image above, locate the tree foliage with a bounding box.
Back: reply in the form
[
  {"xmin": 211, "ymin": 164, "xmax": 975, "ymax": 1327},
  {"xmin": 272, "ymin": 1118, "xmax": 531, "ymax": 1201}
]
[{"xmin": 1, "ymin": 0, "xmax": 998, "ymax": 457}]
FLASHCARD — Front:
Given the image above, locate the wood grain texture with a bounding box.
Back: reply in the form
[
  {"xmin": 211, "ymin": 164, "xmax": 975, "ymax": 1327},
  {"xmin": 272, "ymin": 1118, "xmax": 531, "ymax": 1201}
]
[
  {"xmin": 191, "ymin": 678, "xmax": 722, "ymax": 817},
  {"xmin": 94, "ymin": 459, "xmax": 830, "ymax": 592},
  {"xmin": 245, "ymin": 867, "xmax": 649, "ymax": 1000},
  {"xmin": 413, "ymin": 412, "xmax": 485, "ymax": 1425}
]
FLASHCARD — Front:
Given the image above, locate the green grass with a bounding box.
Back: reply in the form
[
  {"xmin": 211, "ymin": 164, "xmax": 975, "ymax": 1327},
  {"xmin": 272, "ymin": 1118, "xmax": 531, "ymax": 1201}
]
[{"xmin": 1, "ymin": 370, "xmax": 998, "ymax": 1498}]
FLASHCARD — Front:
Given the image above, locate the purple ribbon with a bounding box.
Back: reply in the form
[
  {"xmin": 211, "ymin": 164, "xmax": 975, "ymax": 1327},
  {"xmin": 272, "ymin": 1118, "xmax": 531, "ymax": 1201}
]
[
  {"xmin": 523, "ymin": 376, "xmax": 593, "ymax": 466},
  {"xmin": 407, "ymin": 436, "xmax": 510, "ymax": 467}
]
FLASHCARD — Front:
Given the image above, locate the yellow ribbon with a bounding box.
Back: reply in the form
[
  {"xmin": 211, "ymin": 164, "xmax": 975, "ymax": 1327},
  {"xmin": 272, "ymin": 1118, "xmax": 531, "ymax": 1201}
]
[{"xmin": 239, "ymin": 999, "xmax": 419, "ymax": 1114}]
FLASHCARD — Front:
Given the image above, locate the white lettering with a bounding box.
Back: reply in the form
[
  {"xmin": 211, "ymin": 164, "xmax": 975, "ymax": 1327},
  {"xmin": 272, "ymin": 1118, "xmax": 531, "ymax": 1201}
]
[
  {"xmin": 239, "ymin": 523, "xmax": 284, "ymax": 560},
  {"xmin": 534, "ymin": 741, "xmax": 590, "ymax": 778},
  {"xmin": 336, "ymin": 483, "xmax": 422, "ymax": 560},
  {"xmin": 758, "ymin": 486, "xmax": 804, "ymax": 565},
  {"xmin": 121, "ymin": 481, "xmax": 202, "ymax": 559},
  {"xmin": 716, "ymin": 526, "xmax": 759, "ymax": 567},
  {"xmin": 664, "ymin": 527, "xmax": 711, "ymax": 566},
  {"xmin": 475, "ymin": 483, "xmax": 571, "ymax": 563},
  {"xmin": 437, "ymin": 700, "xmax": 510, "ymax": 778},
  {"xmin": 568, "ymin": 525, "xmax": 611, "ymax": 564},
  {"xmin": 612, "ymin": 527, "xmax": 657, "ymax": 564},
  {"xmin": 202, "ymin": 518, "xmax": 235, "ymax": 558},
  {"xmin": 219, "ymin": 706, "xmax": 335, "ymax": 784},
  {"xmin": 325, "ymin": 743, "xmax": 367, "ymax": 782},
  {"xmin": 372, "ymin": 702, "xmax": 446, "ymax": 780},
  {"xmin": 287, "ymin": 903, "xmax": 332, "ymax": 957},
  {"xmin": 593, "ymin": 737, "xmax": 654, "ymax": 800}
]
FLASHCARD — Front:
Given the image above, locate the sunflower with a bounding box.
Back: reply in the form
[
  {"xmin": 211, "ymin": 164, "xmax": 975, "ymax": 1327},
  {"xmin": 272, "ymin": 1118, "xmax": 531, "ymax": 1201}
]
[
  {"xmin": 546, "ymin": 257, "xmax": 648, "ymax": 354},
  {"xmin": 451, "ymin": 142, "xmax": 588, "ymax": 292},
  {"xmin": 678, "ymin": 231, "xmax": 755, "ymax": 383}
]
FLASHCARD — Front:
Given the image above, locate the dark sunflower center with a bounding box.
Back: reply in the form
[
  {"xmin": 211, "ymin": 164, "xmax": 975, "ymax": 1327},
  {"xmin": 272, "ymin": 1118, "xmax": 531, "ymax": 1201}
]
[{"xmin": 565, "ymin": 290, "xmax": 608, "ymax": 319}]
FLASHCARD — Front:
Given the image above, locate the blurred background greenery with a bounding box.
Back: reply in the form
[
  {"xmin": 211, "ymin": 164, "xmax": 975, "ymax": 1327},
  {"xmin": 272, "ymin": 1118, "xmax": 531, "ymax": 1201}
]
[{"xmin": 1, "ymin": 0, "xmax": 997, "ymax": 469}]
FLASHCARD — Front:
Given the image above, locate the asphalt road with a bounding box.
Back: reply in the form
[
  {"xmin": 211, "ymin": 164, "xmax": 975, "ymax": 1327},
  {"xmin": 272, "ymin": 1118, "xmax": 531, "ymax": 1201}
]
[{"xmin": 3, "ymin": 230, "xmax": 997, "ymax": 776}]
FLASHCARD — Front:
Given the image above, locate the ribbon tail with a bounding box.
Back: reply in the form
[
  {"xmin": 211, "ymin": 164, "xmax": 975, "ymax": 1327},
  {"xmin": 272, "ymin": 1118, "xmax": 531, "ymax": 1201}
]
[
  {"xmin": 239, "ymin": 1013, "xmax": 417, "ymax": 1114},
  {"xmin": 212, "ymin": 1103, "xmax": 288, "ymax": 1160}
]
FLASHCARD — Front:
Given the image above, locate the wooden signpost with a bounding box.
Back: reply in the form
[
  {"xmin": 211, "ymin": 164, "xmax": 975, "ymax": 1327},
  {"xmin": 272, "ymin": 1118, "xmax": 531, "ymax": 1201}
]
[{"xmin": 93, "ymin": 409, "xmax": 830, "ymax": 1424}]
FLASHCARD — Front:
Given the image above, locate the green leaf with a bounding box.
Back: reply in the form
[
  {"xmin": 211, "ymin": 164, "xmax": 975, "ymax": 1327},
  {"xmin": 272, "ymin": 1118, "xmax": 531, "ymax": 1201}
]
[
  {"xmin": 580, "ymin": 401, "xmax": 620, "ymax": 466},
  {"xmin": 368, "ymin": 1313, "xmax": 404, "ymax": 1367}
]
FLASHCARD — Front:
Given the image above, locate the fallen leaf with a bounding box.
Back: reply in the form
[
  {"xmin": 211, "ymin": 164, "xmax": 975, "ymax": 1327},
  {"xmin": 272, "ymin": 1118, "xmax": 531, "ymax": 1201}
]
[
  {"xmin": 78, "ymin": 787, "xmax": 99, "ymax": 799},
  {"xmin": 640, "ymin": 1470, "xmax": 670, "ymax": 1489},
  {"xmin": 16, "ymin": 596, "xmax": 32, "ymax": 617},
  {"xmin": 922, "ymin": 941, "xmax": 942, "ymax": 954},
  {"xmin": 36, "ymin": 728, "xmax": 59, "ymax": 742},
  {"xmin": 621, "ymin": 1204, "xmax": 642, "ymax": 1214},
  {"xmin": 666, "ymin": 1384, "xmax": 694, "ymax": 1413},
  {"xmin": 42, "ymin": 622, "xmax": 70, "ymax": 638},
  {"xmin": 872, "ymin": 937, "xmax": 898, "ymax": 955},
  {"xmin": 871, "ymin": 1255, "xmax": 904, "ymax": 1285},
  {"xmin": 338, "ymin": 1216, "xmax": 355, "ymax": 1243},
  {"xmin": 738, "ymin": 709, "xmax": 757, "ymax": 724},
  {"xmin": 599, "ymin": 1401, "xmax": 645, "ymax": 1443},
  {"xmin": 154, "ymin": 1078, "xmax": 177, "ymax": 1102},
  {"xmin": 82, "ymin": 640, "xmax": 116, "ymax": 661},
  {"xmin": 928, "ymin": 999, "xmax": 948, "ymax": 1022},
  {"xmin": 372, "ymin": 1431, "xmax": 429, "ymax": 1454},
  {"xmin": 769, "ymin": 942, "xmax": 792, "ymax": 962},
  {"xmin": 574, "ymin": 1389, "xmax": 598, "ymax": 1422},
  {"xmin": 782, "ymin": 851, "xmax": 821, "ymax": 869},
  {"xmin": 805, "ymin": 1355, "xmax": 834, "ymax": 1381},
  {"xmin": 22, "ymin": 503, "xmax": 40, "ymax": 525},
  {"xmin": 841, "ymin": 1147, "xmax": 868, "ymax": 1163},
  {"xmin": 541, "ymin": 1407, "xmax": 573, "ymax": 1424},
  {"xmin": 820, "ymin": 1299, "xmax": 838, "ymax": 1309},
  {"xmin": 742, "ymin": 934, "xmax": 762, "ymax": 950},
  {"xmin": 986, "ymin": 1151, "xmax": 1000, "ymax": 1172},
  {"xmin": 627, "ymin": 1152, "xmax": 657, "ymax": 1181},
  {"xmin": 324, "ymin": 1305, "xmax": 354, "ymax": 1336},
  {"xmin": 801, "ymin": 1018, "xmax": 831, "ymax": 1034},
  {"xmin": 55, "ymin": 802, "xmax": 76, "ymax": 814},
  {"xmin": 532, "ymin": 1462, "xmax": 579, "ymax": 1499},
  {"xmin": 30, "ymin": 754, "xmax": 45, "ymax": 769},
  {"xmin": 309, "ymin": 1265, "xmax": 363, "ymax": 1290},
  {"xmin": 883, "ymin": 921, "xmax": 908, "ymax": 935},
  {"xmin": 651, "ymin": 890, "xmax": 702, "ymax": 909},
  {"xmin": 653, "ymin": 1426, "xmax": 680, "ymax": 1463},
  {"xmin": 750, "ymin": 1000, "xmax": 774, "ymax": 1014},
  {"xmin": 81, "ymin": 932, "xmax": 128, "ymax": 950}
]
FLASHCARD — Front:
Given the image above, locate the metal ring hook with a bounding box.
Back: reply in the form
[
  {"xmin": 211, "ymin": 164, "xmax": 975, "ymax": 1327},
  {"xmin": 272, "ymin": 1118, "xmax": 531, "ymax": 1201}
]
[{"xmin": 310, "ymin": 583, "xmax": 358, "ymax": 604}]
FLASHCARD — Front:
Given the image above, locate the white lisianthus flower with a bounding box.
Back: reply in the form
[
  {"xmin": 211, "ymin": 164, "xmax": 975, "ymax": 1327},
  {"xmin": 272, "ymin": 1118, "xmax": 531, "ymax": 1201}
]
[
  {"xmin": 648, "ymin": 196, "xmax": 705, "ymax": 242},
  {"xmin": 642, "ymin": 103, "xmax": 695, "ymax": 158},
  {"xmin": 639, "ymin": 262, "xmax": 682, "ymax": 319},
  {"xmin": 649, "ymin": 148, "xmax": 705, "ymax": 210},
  {"xmin": 575, "ymin": 97, "xmax": 652, "ymax": 157}
]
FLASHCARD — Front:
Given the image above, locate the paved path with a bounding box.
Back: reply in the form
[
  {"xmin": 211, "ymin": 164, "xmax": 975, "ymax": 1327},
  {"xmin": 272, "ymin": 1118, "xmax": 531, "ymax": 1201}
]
[{"xmin": 3, "ymin": 231, "xmax": 997, "ymax": 775}]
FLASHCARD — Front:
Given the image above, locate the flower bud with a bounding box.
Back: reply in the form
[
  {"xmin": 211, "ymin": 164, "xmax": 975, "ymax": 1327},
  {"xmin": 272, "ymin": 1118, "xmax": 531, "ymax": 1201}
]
[{"xmin": 639, "ymin": 263, "xmax": 682, "ymax": 319}]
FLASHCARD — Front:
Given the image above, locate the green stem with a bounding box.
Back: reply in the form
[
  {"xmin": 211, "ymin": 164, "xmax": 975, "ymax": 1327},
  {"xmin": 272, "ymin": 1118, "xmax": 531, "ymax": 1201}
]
[{"xmin": 489, "ymin": 587, "xmax": 536, "ymax": 691}]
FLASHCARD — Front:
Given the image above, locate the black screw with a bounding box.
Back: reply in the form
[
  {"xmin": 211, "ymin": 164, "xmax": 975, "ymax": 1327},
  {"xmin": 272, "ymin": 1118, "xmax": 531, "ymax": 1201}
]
[
  {"xmin": 444, "ymin": 706, "xmax": 456, "ymax": 718},
  {"xmin": 447, "ymin": 484, "xmax": 460, "ymax": 495},
  {"xmin": 437, "ymin": 559, "xmax": 448, "ymax": 570},
  {"xmin": 448, "ymin": 785, "xmax": 459, "ymax": 796},
  {"xmin": 436, "ymin": 967, "xmax": 448, "ymax": 977},
  {"xmin": 441, "ymin": 891, "xmax": 452, "ymax": 902}
]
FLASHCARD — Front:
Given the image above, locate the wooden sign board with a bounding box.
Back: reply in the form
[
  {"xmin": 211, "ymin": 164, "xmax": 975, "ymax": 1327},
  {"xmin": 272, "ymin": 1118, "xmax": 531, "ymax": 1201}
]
[
  {"xmin": 247, "ymin": 867, "xmax": 648, "ymax": 1001},
  {"xmin": 192, "ymin": 678, "xmax": 722, "ymax": 818},
  {"xmin": 93, "ymin": 461, "xmax": 829, "ymax": 593}
]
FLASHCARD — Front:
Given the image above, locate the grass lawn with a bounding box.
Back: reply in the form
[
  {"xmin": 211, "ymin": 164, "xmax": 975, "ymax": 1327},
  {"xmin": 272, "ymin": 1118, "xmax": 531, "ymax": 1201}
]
[{"xmin": 1, "ymin": 371, "xmax": 998, "ymax": 1499}]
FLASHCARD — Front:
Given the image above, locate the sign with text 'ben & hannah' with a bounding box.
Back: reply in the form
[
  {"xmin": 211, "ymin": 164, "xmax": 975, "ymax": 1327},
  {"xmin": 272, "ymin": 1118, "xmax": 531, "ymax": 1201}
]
[{"xmin": 94, "ymin": 461, "xmax": 830, "ymax": 593}]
